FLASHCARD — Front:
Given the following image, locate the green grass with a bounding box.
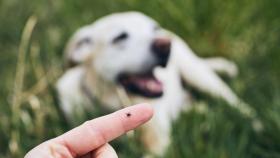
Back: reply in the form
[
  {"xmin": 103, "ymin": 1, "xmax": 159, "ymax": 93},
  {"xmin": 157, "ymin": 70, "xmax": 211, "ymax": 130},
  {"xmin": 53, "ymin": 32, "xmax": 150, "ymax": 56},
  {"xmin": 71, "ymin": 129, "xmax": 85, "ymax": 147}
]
[{"xmin": 0, "ymin": 0, "xmax": 280, "ymax": 157}]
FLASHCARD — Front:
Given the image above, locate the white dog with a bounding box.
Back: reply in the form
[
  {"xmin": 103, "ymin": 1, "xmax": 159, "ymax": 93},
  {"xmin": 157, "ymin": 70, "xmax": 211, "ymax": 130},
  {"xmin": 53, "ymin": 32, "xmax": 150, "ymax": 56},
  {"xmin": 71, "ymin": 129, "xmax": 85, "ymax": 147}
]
[{"xmin": 56, "ymin": 11, "xmax": 256, "ymax": 157}]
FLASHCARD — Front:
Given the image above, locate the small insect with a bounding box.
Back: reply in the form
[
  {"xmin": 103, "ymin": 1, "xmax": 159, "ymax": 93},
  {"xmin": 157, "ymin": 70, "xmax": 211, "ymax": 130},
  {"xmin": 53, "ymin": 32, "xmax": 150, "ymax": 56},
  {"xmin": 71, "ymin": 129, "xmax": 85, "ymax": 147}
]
[{"xmin": 126, "ymin": 112, "xmax": 131, "ymax": 117}]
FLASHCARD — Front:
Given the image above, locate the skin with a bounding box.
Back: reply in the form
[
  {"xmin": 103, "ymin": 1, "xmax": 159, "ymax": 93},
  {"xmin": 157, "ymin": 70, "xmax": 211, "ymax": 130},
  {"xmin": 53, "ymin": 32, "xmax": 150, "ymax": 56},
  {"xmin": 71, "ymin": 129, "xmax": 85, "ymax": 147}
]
[{"xmin": 25, "ymin": 103, "xmax": 153, "ymax": 158}]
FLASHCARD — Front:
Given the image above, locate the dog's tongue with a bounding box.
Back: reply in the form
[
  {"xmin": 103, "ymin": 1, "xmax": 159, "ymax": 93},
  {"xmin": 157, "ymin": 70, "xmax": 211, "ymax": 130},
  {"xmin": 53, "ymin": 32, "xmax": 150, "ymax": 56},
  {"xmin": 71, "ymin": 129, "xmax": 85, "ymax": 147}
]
[
  {"xmin": 118, "ymin": 73, "xmax": 163, "ymax": 97},
  {"xmin": 136, "ymin": 77, "xmax": 163, "ymax": 94}
]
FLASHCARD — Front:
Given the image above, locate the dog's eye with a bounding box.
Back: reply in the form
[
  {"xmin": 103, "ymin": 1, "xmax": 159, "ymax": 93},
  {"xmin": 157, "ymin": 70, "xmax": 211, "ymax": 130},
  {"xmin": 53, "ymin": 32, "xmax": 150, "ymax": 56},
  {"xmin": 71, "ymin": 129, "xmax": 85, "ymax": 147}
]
[
  {"xmin": 76, "ymin": 37, "xmax": 92, "ymax": 48},
  {"xmin": 112, "ymin": 32, "xmax": 128, "ymax": 44}
]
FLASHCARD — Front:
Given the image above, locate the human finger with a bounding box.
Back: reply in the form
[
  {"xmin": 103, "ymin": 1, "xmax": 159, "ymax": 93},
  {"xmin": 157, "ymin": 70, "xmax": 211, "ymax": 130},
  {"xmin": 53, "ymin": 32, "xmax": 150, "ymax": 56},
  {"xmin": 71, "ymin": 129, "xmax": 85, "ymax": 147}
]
[{"xmin": 55, "ymin": 103, "xmax": 153, "ymax": 157}]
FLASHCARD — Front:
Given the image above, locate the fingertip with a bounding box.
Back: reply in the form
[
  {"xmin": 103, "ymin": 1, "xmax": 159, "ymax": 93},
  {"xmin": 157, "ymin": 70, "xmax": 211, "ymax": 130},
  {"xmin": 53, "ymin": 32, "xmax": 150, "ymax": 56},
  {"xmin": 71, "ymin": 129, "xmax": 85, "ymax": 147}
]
[
  {"xmin": 140, "ymin": 103, "xmax": 154, "ymax": 120},
  {"xmin": 131, "ymin": 103, "xmax": 154, "ymax": 121}
]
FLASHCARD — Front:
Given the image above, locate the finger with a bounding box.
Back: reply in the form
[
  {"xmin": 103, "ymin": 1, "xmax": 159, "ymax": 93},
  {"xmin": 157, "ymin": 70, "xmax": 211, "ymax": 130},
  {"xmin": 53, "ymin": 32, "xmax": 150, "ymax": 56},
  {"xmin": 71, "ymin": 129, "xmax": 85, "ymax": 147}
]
[
  {"xmin": 91, "ymin": 143, "xmax": 117, "ymax": 158},
  {"xmin": 55, "ymin": 103, "xmax": 153, "ymax": 157}
]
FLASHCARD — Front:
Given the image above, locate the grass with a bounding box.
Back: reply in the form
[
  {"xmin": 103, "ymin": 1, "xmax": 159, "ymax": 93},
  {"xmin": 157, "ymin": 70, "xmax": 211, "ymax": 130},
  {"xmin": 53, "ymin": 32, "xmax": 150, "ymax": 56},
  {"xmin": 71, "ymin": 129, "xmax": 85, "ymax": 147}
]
[{"xmin": 0, "ymin": 0, "xmax": 280, "ymax": 157}]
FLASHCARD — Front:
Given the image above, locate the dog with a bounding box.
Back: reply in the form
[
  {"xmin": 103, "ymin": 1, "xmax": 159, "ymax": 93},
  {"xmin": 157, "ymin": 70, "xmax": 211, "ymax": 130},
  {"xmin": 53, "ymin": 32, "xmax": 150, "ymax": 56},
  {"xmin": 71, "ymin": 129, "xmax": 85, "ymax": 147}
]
[{"xmin": 56, "ymin": 11, "xmax": 256, "ymax": 157}]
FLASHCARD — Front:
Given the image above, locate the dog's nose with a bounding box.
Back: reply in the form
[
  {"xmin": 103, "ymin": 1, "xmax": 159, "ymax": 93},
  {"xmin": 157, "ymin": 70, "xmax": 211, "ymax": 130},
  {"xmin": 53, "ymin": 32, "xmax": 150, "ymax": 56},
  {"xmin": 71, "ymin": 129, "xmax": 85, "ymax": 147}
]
[
  {"xmin": 151, "ymin": 37, "xmax": 171, "ymax": 67},
  {"xmin": 152, "ymin": 38, "xmax": 171, "ymax": 57}
]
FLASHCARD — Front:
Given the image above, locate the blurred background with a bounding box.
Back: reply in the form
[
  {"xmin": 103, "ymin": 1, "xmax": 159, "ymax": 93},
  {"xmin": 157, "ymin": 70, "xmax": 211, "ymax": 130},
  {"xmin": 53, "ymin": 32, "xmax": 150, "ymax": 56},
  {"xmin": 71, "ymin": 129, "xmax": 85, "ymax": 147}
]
[{"xmin": 0, "ymin": 0, "xmax": 280, "ymax": 157}]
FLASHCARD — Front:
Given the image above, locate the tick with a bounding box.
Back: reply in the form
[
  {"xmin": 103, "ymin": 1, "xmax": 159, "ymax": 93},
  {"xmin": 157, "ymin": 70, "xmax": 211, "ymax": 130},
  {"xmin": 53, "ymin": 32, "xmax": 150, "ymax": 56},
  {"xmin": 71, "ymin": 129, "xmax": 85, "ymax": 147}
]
[{"xmin": 126, "ymin": 112, "xmax": 131, "ymax": 117}]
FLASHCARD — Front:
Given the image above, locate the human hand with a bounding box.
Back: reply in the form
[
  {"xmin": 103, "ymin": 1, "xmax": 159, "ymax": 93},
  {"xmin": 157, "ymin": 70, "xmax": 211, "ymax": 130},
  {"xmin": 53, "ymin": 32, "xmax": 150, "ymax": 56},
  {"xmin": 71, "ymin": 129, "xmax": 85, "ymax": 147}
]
[{"xmin": 25, "ymin": 103, "xmax": 153, "ymax": 158}]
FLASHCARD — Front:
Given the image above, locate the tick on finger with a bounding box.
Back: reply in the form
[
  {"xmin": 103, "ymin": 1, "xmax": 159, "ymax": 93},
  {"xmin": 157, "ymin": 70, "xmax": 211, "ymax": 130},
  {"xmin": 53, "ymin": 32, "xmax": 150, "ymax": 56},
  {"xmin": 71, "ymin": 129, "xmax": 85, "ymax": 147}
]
[{"xmin": 126, "ymin": 112, "xmax": 131, "ymax": 117}]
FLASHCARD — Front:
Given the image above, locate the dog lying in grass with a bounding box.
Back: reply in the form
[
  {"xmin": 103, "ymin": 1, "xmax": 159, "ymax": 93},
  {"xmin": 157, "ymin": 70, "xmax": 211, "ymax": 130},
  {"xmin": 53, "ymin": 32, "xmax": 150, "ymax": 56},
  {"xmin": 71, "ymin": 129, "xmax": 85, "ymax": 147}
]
[{"xmin": 56, "ymin": 11, "xmax": 257, "ymax": 157}]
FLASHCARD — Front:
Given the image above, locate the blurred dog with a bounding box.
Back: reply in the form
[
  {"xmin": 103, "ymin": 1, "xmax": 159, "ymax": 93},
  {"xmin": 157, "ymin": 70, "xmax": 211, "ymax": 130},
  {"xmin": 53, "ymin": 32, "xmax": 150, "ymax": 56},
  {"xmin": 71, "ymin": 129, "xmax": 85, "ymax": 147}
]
[{"xmin": 56, "ymin": 11, "xmax": 252, "ymax": 157}]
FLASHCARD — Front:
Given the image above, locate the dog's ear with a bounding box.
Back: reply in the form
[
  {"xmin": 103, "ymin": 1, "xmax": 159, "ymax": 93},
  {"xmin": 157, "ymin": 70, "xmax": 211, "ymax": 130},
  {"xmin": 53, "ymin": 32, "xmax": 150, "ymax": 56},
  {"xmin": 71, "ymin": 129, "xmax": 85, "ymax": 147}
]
[{"xmin": 64, "ymin": 26, "xmax": 94, "ymax": 68}]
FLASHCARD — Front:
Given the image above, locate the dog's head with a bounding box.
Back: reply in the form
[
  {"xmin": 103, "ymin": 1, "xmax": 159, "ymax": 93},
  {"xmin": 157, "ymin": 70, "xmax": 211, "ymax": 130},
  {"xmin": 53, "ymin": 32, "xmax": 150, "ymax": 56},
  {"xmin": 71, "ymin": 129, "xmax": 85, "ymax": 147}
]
[{"xmin": 65, "ymin": 12, "xmax": 172, "ymax": 98}]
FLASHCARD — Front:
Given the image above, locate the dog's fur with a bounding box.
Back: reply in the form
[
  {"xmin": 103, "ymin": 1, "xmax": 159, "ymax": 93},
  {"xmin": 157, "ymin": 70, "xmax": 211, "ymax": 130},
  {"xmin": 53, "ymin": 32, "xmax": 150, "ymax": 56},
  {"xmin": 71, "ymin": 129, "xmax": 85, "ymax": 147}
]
[{"xmin": 56, "ymin": 12, "xmax": 254, "ymax": 156}]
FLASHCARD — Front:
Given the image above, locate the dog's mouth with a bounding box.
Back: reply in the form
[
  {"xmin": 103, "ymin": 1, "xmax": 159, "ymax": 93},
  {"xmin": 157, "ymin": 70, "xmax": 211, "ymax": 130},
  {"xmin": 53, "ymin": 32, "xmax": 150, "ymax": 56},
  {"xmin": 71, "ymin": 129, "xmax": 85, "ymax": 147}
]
[{"xmin": 117, "ymin": 72, "xmax": 163, "ymax": 98}]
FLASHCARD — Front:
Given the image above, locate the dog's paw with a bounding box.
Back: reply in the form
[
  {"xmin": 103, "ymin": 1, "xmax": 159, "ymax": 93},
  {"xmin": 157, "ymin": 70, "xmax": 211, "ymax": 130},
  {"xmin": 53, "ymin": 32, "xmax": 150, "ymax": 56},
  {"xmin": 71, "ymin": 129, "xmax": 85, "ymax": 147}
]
[
  {"xmin": 224, "ymin": 61, "xmax": 239, "ymax": 78},
  {"xmin": 204, "ymin": 57, "xmax": 239, "ymax": 78}
]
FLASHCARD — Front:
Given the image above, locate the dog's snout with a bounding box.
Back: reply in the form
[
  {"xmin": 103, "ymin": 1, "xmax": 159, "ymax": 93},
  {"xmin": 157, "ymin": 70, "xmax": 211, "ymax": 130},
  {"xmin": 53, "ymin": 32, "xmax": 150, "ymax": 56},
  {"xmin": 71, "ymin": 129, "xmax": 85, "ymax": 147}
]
[
  {"xmin": 152, "ymin": 38, "xmax": 171, "ymax": 56},
  {"xmin": 151, "ymin": 38, "xmax": 171, "ymax": 67}
]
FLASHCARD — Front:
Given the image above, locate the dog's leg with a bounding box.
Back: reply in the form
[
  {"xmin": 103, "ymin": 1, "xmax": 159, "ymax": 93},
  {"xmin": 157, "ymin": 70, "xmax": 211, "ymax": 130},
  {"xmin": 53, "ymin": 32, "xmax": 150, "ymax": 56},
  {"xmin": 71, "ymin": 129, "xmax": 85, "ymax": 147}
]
[
  {"xmin": 171, "ymin": 36, "xmax": 257, "ymax": 118},
  {"xmin": 171, "ymin": 36, "xmax": 239, "ymax": 104},
  {"xmin": 203, "ymin": 57, "xmax": 238, "ymax": 78}
]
